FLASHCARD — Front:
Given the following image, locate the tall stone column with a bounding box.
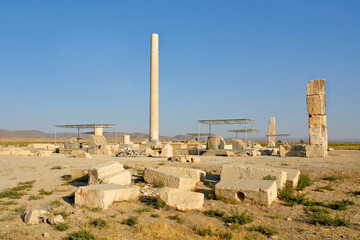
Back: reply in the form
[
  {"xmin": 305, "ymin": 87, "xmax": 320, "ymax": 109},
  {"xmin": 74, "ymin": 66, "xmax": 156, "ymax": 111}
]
[
  {"xmin": 306, "ymin": 79, "xmax": 328, "ymax": 158},
  {"xmin": 149, "ymin": 33, "xmax": 159, "ymax": 143},
  {"xmin": 94, "ymin": 126, "xmax": 103, "ymax": 136},
  {"xmin": 267, "ymin": 117, "xmax": 276, "ymax": 147}
]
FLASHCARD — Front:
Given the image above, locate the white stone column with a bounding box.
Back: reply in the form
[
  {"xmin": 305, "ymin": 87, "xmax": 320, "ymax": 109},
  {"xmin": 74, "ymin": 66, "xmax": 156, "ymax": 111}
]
[
  {"xmin": 150, "ymin": 33, "xmax": 159, "ymax": 142},
  {"xmin": 94, "ymin": 126, "xmax": 103, "ymax": 136},
  {"xmin": 267, "ymin": 117, "xmax": 276, "ymax": 147},
  {"xmin": 123, "ymin": 135, "xmax": 131, "ymax": 144}
]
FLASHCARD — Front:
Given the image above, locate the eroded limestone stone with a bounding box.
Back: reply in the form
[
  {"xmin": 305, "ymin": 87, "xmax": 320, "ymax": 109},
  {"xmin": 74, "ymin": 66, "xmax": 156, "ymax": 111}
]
[
  {"xmin": 158, "ymin": 166, "xmax": 206, "ymax": 182},
  {"xmin": 158, "ymin": 187, "xmax": 204, "ymax": 211},
  {"xmin": 160, "ymin": 144, "xmax": 173, "ymax": 158},
  {"xmin": 215, "ymin": 179, "xmax": 277, "ymax": 206},
  {"xmin": 143, "ymin": 167, "xmax": 197, "ymax": 190},
  {"xmin": 71, "ymin": 150, "xmax": 91, "ymax": 159},
  {"xmin": 75, "ymin": 184, "xmax": 140, "ymax": 209},
  {"xmin": 88, "ymin": 161, "xmax": 131, "ymax": 185}
]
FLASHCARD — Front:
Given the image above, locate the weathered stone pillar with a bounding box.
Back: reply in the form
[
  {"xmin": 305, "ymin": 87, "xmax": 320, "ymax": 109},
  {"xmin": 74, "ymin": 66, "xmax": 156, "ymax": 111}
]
[
  {"xmin": 123, "ymin": 135, "xmax": 131, "ymax": 144},
  {"xmin": 94, "ymin": 126, "xmax": 103, "ymax": 136},
  {"xmin": 267, "ymin": 117, "xmax": 276, "ymax": 147},
  {"xmin": 306, "ymin": 79, "xmax": 328, "ymax": 158},
  {"xmin": 149, "ymin": 33, "xmax": 160, "ymax": 144}
]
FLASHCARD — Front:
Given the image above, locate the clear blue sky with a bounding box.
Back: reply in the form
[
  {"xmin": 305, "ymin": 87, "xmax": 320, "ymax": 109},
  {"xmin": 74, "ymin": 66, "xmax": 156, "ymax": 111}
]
[{"xmin": 1, "ymin": 0, "xmax": 359, "ymax": 140}]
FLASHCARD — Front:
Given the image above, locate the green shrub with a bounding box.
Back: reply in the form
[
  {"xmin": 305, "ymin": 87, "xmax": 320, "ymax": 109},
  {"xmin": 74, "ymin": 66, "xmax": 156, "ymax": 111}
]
[
  {"xmin": 122, "ymin": 216, "xmax": 138, "ymax": 226},
  {"xmin": 217, "ymin": 230, "xmax": 233, "ymax": 239},
  {"xmin": 123, "ymin": 165, "xmax": 131, "ymax": 170},
  {"xmin": 89, "ymin": 218, "xmax": 108, "ymax": 229},
  {"xmin": 263, "ymin": 175, "xmax": 277, "ymax": 180},
  {"xmin": 168, "ymin": 214, "xmax": 186, "ymax": 223},
  {"xmin": 14, "ymin": 205, "xmax": 26, "ymax": 213},
  {"xmin": 297, "ymin": 174, "xmax": 312, "ymax": 190},
  {"xmin": 39, "ymin": 189, "xmax": 53, "ymax": 195},
  {"xmin": 311, "ymin": 212, "xmax": 351, "ymax": 227},
  {"xmin": 150, "ymin": 214, "xmax": 160, "ymax": 218},
  {"xmin": 51, "ymin": 166, "xmax": 62, "ymax": 170},
  {"xmin": 136, "ymin": 206, "xmax": 154, "ymax": 214},
  {"xmin": 28, "ymin": 195, "xmax": 43, "ymax": 200},
  {"xmin": 248, "ymin": 225, "xmax": 279, "ymax": 236},
  {"xmin": 55, "ymin": 223, "xmax": 70, "ymax": 231},
  {"xmin": 203, "ymin": 209, "xmax": 225, "ymax": 217},
  {"xmin": 224, "ymin": 208, "xmax": 253, "ymax": 225},
  {"xmin": 327, "ymin": 199, "xmax": 355, "ymax": 211},
  {"xmin": 198, "ymin": 226, "xmax": 213, "ymax": 236},
  {"xmin": 307, "ymin": 206, "xmax": 330, "ymax": 214},
  {"xmin": 279, "ymin": 186, "xmax": 309, "ymax": 206},
  {"xmin": 63, "ymin": 230, "xmax": 95, "ymax": 240}
]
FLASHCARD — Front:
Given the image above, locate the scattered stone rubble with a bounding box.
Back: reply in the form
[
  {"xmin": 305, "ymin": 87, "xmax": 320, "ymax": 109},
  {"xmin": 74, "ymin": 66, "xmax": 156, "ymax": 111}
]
[
  {"xmin": 116, "ymin": 149, "xmax": 146, "ymax": 157},
  {"xmin": 21, "ymin": 209, "xmax": 64, "ymax": 226}
]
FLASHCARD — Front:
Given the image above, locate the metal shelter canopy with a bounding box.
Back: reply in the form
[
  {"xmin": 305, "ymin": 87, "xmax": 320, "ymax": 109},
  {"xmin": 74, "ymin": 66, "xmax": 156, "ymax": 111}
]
[
  {"xmin": 54, "ymin": 124, "xmax": 118, "ymax": 145},
  {"xmin": 228, "ymin": 129, "xmax": 259, "ymax": 139},
  {"xmin": 198, "ymin": 119, "xmax": 254, "ymax": 125}
]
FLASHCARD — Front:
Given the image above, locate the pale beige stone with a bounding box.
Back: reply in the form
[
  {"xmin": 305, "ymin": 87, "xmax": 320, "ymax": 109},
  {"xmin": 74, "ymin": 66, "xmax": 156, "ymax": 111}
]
[
  {"xmin": 11, "ymin": 150, "xmax": 34, "ymax": 156},
  {"xmin": 158, "ymin": 166, "xmax": 206, "ymax": 182},
  {"xmin": 28, "ymin": 144, "xmax": 55, "ymax": 151},
  {"xmin": 123, "ymin": 135, "xmax": 132, "ymax": 144},
  {"xmin": 160, "ymin": 144, "xmax": 173, "ymax": 158},
  {"xmin": 38, "ymin": 150, "xmax": 52, "ymax": 157},
  {"xmin": 221, "ymin": 164, "xmax": 287, "ymax": 190},
  {"xmin": 248, "ymin": 150, "xmax": 261, "ymax": 156},
  {"xmin": 88, "ymin": 161, "xmax": 130, "ymax": 185},
  {"xmin": 75, "ymin": 184, "xmax": 140, "ymax": 209},
  {"xmin": 191, "ymin": 156, "xmax": 201, "ymax": 163},
  {"xmin": 150, "ymin": 33, "xmax": 159, "ymax": 141},
  {"xmin": 143, "ymin": 167, "xmax": 197, "ymax": 190},
  {"xmin": 277, "ymin": 168, "xmax": 300, "ymax": 188},
  {"xmin": 48, "ymin": 215, "xmax": 64, "ymax": 225},
  {"xmin": 171, "ymin": 155, "xmax": 187, "ymax": 162},
  {"xmin": 22, "ymin": 209, "xmax": 49, "ymax": 225},
  {"xmin": 158, "ymin": 187, "xmax": 204, "ymax": 211},
  {"xmin": 215, "ymin": 179, "xmax": 277, "ymax": 206},
  {"xmin": 268, "ymin": 117, "xmax": 276, "ymax": 147},
  {"xmin": 207, "ymin": 136, "xmax": 225, "ymax": 150},
  {"xmin": 307, "ymin": 95, "xmax": 326, "ymax": 115},
  {"xmin": 306, "ymin": 79, "xmax": 326, "ymax": 96},
  {"xmin": 71, "ymin": 165, "xmax": 96, "ymax": 180},
  {"xmin": 71, "ymin": 150, "xmax": 91, "ymax": 159}
]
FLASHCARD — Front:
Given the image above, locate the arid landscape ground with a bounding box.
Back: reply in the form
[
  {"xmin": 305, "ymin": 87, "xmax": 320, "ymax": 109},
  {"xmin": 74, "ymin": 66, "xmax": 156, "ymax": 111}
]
[{"xmin": 0, "ymin": 149, "xmax": 359, "ymax": 240}]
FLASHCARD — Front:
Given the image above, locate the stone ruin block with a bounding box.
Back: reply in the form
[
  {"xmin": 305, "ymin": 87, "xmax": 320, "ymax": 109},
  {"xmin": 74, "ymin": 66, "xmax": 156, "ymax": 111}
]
[
  {"xmin": 221, "ymin": 164, "xmax": 286, "ymax": 190},
  {"xmin": 88, "ymin": 161, "xmax": 131, "ymax": 185},
  {"xmin": 202, "ymin": 150, "xmax": 234, "ymax": 157},
  {"xmin": 306, "ymin": 79, "xmax": 326, "ymax": 96},
  {"xmin": 277, "ymin": 168, "xmax": 300, "ymax": 188},
  {"xmin": 279, "ymin": 144, "xmax": 306, "ymax": 157},
  {"xmin": 158, "ymin": 166, "xmax": 206, "ymax": 182},
  {"xmin": 160, "ymin": 144, "xmax": 173, "ymax": 158},
  {"xmin": 37, "ymin": 150, "xmax": 53, "ymax": 157},
  {"xmin": 88, "ymin": 135, "xmax": 107, "ymax": 154},
  {"xmin": 71, "ymin": 150, "xmax": 91, "ymax": 159},
  {"xmin": 64, "ymin": 137, "xmax": 82, "ymax": 150},
  {"xmin": 207, "ymin": 136, "xmax": 225, "ymax": 150},
  {"xmin": 75, "ymin": 184, "xmax": 140, "ymax": 209},
  {"xmin": 232, "ymin": 139, "xmax": 245, "ymax": 150},
  {"xmin": 215, "ymin": 179, "xmax": 277, "ymax": 206},
  {"xmin": 71, "ymin": 165, "xmax": 96, "ymax": 181},
  {"xmin": 306, "ymin": 79, "xmax": 328, "ymax": 158},
  {"xmin": 143, "ymin": 167, "xmax": 197, "ymax": 190},
  {"xmin": 158, "ymin": 187, "xmax": 204, "ymax": 211},
  {"xmin": 248, "ymin": 150, "xmax": 261, "ymax": 156},
  {"xmin": 267, "ymin": 117, "xmax": 276, "ymax": 147}
]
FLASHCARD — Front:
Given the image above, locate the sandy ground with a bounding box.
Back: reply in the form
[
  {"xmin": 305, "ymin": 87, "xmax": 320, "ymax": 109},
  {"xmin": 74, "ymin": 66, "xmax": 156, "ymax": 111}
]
[{"xmin": 0, "ymin": 150, "xmax": 359, "ymax": 239}]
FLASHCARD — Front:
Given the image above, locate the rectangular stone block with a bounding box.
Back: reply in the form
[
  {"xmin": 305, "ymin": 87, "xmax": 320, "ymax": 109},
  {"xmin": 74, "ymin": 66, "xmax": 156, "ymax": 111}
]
[
  {"xmin": 277, "ymin": 168, "xmax": 300, "ymax": 187},
  {"xmin": 305, "ymin": 145, "xmax": 328, "ymax": 158},
  {"xmin": 215, "ymin": 179, "xmax": 277, "ymax": 206},
  {"xmin": 88, "ymin": 161, "xmax": 131, "ymax": 185},
  {"xmin": 71, "ymin": 165, "xmax": 96, "ymax": 180},
  {"xmin": 75, "ymin": 184, "xmax": 140, "ymax": 209},
  {"xmin": 158, "ymin": 187, "xmax": 204, "ymax": 211},
  {"xmin": 158, "ymin": 166, "xmax": 206, "ymax": 182},
  {"xmin": 306, "ymin": 79, "xmax": 326, "ymax": 96},
  {"xmin": 309, "ymin": 115, "xmax": 328, "ymax": 147},
  {"xmin": 221, "ymin": 164, "xmax": 286, "ymax": 189},
  {"xmin": 307, "ymin": 95, "xmax": 326, "ymax": 115},
  {"xmin": 143, "ymin": 167, "xmax": 197, "ymax": 190}
]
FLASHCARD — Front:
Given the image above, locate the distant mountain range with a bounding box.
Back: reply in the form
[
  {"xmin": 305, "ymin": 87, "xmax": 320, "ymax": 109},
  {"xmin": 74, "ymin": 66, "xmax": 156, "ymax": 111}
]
[{"xmin": 0, "ymin": 129, "xmax": 359, "ymax": 143}]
